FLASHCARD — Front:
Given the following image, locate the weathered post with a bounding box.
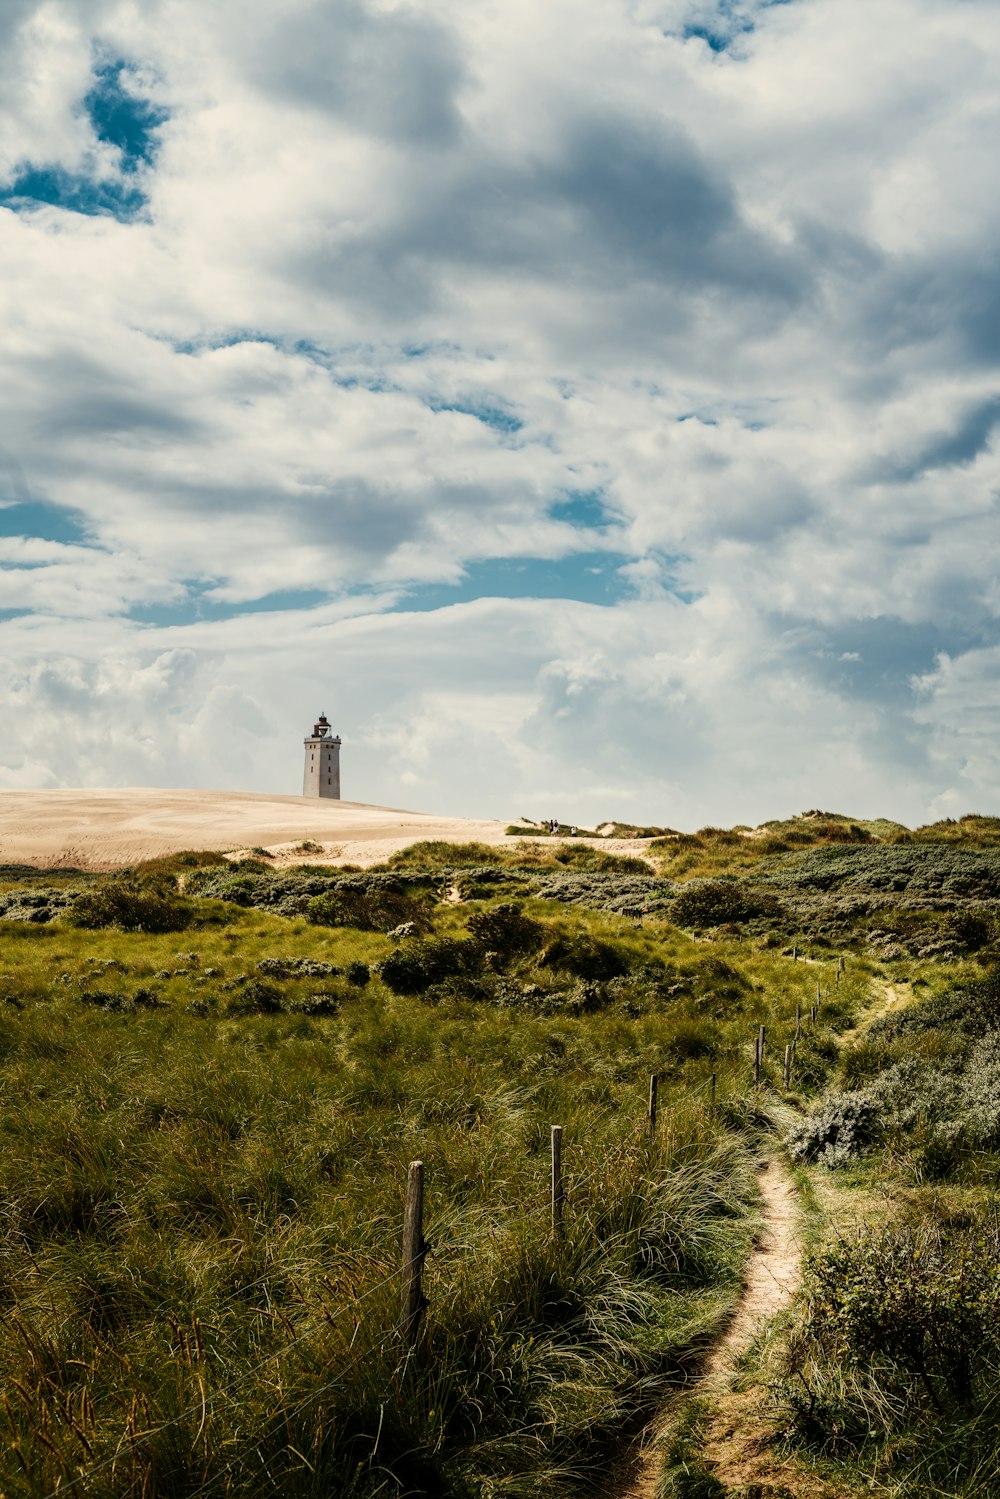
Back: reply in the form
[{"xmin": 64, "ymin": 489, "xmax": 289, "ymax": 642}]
[
  {"xmin": 710, "ymin": 1071, "xmax": 717, "ymax": 1111},
  {"xmin": 400, "ymin": 1161, "xmax": 426, "ymax": 1345},
  {"xmin": 792, "ymin": 945, "xmax": 797, "ymax": 960},
  {"xmin": 783, "ymin": 1044, "xmax": 792, "ymax": 1091},
  {"xmin": 551, "ymin": 1125, "xmax": 564, "ymax": 1238},
  {"xmin": 758, "ymin": 1024, "xmax": 767, "ymax": 1059},
  {"xmin": 753, "ymin": 1036, "xmax": 761, "ymax": 1089},
  {"xmin": 648, "ymin": 1074, "xmax": 658, "ymax": 1142},
  {"xmin": 810, "ymin": 1004, "xmax": 817, "ymax": 1026},
  {"xmin": 839, "ymin": 955, "xmax": 845, "ymax": 973},
  {"xmin": 795, "ymin": 1002, "xmax": 802, "ymax": 1039},
  {"xmin": 816, "ymin": 979, "xmax": 821, "ymax": 1005}
]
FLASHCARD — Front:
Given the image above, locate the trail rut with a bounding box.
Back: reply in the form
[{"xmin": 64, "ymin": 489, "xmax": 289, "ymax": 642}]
[{"xmin": 617, "ymin": 1158, "xmax": 801, "ymax": 1499}]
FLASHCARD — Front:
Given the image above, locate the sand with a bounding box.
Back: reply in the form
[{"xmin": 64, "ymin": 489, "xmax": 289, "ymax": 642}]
[{"xmin": 0, "ymin": 788, "xmax": 654, "ymax": 870}]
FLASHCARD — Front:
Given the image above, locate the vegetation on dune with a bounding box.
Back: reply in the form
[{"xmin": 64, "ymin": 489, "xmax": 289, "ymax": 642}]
[
  {"xmin": 1, "ymin": 814, "xmax": 999, "ymax": 1495},
  {"xmin": 779, "ymin": 958, "xmax": 1000, "ymax": 1492}
]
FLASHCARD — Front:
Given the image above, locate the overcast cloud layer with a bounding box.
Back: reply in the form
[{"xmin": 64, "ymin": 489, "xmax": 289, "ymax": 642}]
[{"xmin": 1, "ymin": 0, "xmax": 999, "ymax": 826}]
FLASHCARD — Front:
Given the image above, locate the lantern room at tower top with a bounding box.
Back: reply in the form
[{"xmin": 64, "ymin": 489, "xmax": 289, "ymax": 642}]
[{"xmin": 303, "ymin": 713, "xmax": 341, "ymax": 799}]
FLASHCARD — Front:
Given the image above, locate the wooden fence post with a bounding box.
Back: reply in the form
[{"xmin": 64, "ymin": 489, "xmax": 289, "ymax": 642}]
[
  {"xmin": 758, "ymin": 1024, "xmax": 767, "ymax": 1059},
  {"xmin": 783, "ymin": 1044, "xmax": 792, "ymax": 1092},
  {"xmin": 816, "ymin": 979, "xmax": 821, "ymax": 1005},
  {"xmin": 810, "ymin": 1005, "xmax": 817, "ymax": 1026},
  {"xmin": 753, "ymin": 1035, "xmax": 761, "ymax": 1089},
  {"xmin": 795, "ymin": 1002, "xmax": 801, "ymax": 1039},
  {"xmin": 710, "ymin": 1072, "xmax": 717, "ymax": 1111},
  {"xmin": 400, "ymin": 1161, "xmax": 427, "ymax": 1345},
  {"xmin": 839, "ymin": 955, "xmax": 845, "ymax": 973},
  {"xmin": 792, "ymin": 945, "xmax": 797, "ymax": 960},
  {"xmin": 648, "ymin": 1074, "xmax": 658, "ymax": 1142},
  {"xmin": 551, "ymin": 1125, "xmax": 564, "ymax": 1237}
]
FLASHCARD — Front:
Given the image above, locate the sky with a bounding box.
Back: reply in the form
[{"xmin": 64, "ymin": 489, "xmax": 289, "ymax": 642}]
[{"xmin": 1, "ymin": 0, "xmax": 999, "ymax": 827}]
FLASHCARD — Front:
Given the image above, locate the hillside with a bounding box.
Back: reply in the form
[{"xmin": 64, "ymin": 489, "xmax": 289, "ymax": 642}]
[
  {"xmin": 0, "ymin": 788, "xmax": 510, "ymax": 868},
  {"xmin": 0, "ymin": 807, "xmax": 999, "ymax": 1496}
]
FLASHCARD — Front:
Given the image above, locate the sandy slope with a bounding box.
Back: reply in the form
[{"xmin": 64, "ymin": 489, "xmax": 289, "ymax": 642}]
[{"xmin": 0, "ymin": 788, "xmax": 513, "ymax": 869}]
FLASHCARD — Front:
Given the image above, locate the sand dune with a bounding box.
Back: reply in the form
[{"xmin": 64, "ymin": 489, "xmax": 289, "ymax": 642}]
[{"xmin": 0, "ymin": 788, "xmax": 513, "ymax": 869}]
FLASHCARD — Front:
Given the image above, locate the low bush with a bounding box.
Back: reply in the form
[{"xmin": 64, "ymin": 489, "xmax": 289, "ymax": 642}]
[
  {"xmin": 68, "ymin": 879, "xmax": 192, "ymax": 934},
  {"xmin": 306, "ymin": 886, "xmax": 429, "ymax": 933},
  {"xmin": 466, "ymin": 903, "xmax": 545, "ymax": 961},
  {"xmin": 537, "ymin": 932, "xmax": 631, "ymax": 981},
  {"xmin": 382, "ymin": 840, "xmax": 503, "ymax": 869},
  {"xmin": 788, "ymin": 1216, "xmax": 1000, "ymax": 1438},
  {"xmin": 533, "ymin": 872, "xmax": 674, "ymax": 918},
  {"xmin": 0, "ymin": 887, "xmax": 79, "ymax": 923},
  {"xmin": 258, "ymin": 957, "xmax": 342, "ymax": 978},
  {"xmin": 224, "ymin": 980, "xmax": 284, "ymax": 1016},
  {"xmin": 945, "ymin": 907, "xmax": 996, "ymax": 952},
  {"xmin": 670, "ymin": 879, "xmax": 784, "ymax": 929},
  {"xmin": 787, "ymin": 1059, "xmax": 962, "ymax": 1168},
  {"xmin": 761, "ymin": 842, "xmax": 1000, "ymax": 900},
  {"xmin": 871, "ymin": 965, "xmax": 1000, "ymax": 1042},
  {"xmin": 377, "ymin": 938, "xmax": 476, "ymax": 995}
]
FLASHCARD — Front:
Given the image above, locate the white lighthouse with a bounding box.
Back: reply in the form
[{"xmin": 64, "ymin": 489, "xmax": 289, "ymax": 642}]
[{"xmin": 303, "ymin": 713, "xmax": 341, "ymax": 799}]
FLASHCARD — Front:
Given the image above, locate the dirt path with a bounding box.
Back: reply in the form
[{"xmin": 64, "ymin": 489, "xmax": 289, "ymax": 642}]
[
  {"xmin": 702, "ymin": 1161, "xmax": 800, "ymax": 1390},
  {"xmin": 612, "ymin": 975, "xmax": 907, "ymax": 1499},
  {"xmin": 619, "ymin": 1157, "xmax": 802, "ymax": 1499}
]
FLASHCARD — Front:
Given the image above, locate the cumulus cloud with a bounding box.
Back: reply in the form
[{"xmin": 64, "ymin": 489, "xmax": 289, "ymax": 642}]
[{"xmin": 0, "ymin": 0, "xmax": 998, "ymax": 823}]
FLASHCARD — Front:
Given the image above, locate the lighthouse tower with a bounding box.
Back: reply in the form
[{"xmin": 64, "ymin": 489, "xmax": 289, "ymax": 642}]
[{"xmin": 303, "ymin": 713, "xmax": 341, "ymax": 799}]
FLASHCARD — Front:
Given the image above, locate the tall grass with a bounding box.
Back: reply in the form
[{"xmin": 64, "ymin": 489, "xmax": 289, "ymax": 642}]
[
  {"xmin": 0, "ymin": 854, "xmax": 868, "ymax": 1497},
  {"xmin": 781, "ymin": 962, "xmax": 1000, "ymax": 1495}
]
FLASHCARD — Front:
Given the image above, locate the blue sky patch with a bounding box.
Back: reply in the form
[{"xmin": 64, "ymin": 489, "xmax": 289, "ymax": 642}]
[
  {"xmin": 398, "ymin": 552, "xmax": 633, "ymax": 611},
  {"xmin": 682, "ymin": 23, "xmax": 749, "ymax": 52},
  {"xmin": 428, "ymin": 399, "xmax": 523, "ymax": 434},
  {"xmin": 0, "ymin": 165, "xmax": 147, "ymax": 220},
  {"xmin": 0, "ymin": 57, "xmax": 165, "ymax": 223},
  {"xmin": 85, "ymin": 60, "xmax": 167, "ymax": 171},
  {"xmin": 549, "ymin": 489, "xmax": 615, "ymax": 528},
  {"xmin": 129, "ymin": 583, "xmax": 332, "ymax": 627},
  {"xmin": 0, "ymin": 501, "xmax": 92, "ymax": 546},
  {"xmin": 680, "ymin": 0, "xmax": 794, "ymax": 53}
]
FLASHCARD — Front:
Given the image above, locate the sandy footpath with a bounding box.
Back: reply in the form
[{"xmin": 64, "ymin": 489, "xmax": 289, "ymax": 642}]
[{"xmin": 0, "ymin": 788, "xmax": 655, "ymax": 870}]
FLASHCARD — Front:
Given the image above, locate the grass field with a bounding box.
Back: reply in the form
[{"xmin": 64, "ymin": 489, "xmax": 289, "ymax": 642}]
[{"xmin": 0, "ymin": 811, "xmax": 997, "ymax": 1497}]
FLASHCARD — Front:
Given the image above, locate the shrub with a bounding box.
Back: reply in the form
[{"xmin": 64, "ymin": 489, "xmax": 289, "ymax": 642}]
[
  {"xmin": 670, "ymin": 880, "xmax": 784, "ymax": 929},
  {"xmin": 787, "ymin": 1058, "xmax": 963, "ymax": 1168},
  {"xmin": 0, "ymin": 888, "xmax": 80, "ymax": 924},
  {"xmin": 537, "ymin": 933, "xmax": 630, "ymax": 981},
  {"xmin": 188, "ymin": 868, "xmax": 437, "ymax": 924},
  {"xmin": 68, "ymin": 879, "xmax": 192, "ymax": 934},
  {"xmin": 871, "ymin": 965, "xmax": 1000, "ymax": 1042},
  {"xmin": 804, "ymin": 1220, "xmax": 1000, "ymax": 1411},
  {"xmin": 761, "ymin": 843, "xmax": 1000, "ymax": 900},
  {"xmin": 291, "ymin": 993, "xmax": 342, "ymax": 1016},
  {"xmin": 345, "ymin": 962, "xmax": 370, "ymax": 988},
  {"xmin": 306, "ymin": 887, "xmax": 427, "ymax": 933},
  {"xmin": 466, "ymin": 903, "xmax": 545, "ymax": 961},
  {"xmin": 377, "ymin": 939, "xmax": 474, "ymax": 995},
  {"xmin": 532, "ymin": 872, "xmax": 674, "ymax": 918},
  {"xmin": 382, "ymin": 841, "xmax": 503, "ymax": 869},
  {"xmin": 786, "ymin": 1090, "xmax": 882, "ymax": 1168},
  {"xmin": 946, "ymin": 907, "xmax": 996, "ymax": 952},
  {"xmin": 258, "ymin": 958, "xmax": 342, "ymax": 979},
  {"xmin": 224, "ymin": 981, "xmax": 283, "ymax": 1016},
  {"xmin": 191, "ymin": 873, "xmax": 268, "ymax": 908}
]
